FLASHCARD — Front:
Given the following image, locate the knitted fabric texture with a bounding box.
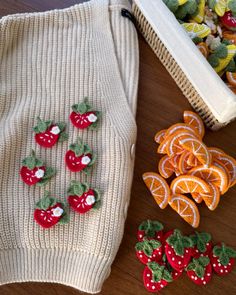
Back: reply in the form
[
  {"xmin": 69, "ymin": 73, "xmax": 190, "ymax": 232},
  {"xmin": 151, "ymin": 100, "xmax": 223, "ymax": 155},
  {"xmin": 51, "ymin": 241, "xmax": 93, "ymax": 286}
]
[{"xmin": 0, "ymin": 0, "xmax": 139, "ymax": 293}]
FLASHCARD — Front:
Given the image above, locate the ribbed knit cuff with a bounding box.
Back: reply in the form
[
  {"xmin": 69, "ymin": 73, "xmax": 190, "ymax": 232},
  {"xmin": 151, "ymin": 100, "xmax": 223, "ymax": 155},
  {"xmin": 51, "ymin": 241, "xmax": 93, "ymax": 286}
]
[{"xmin": 0, "ymin": 248, "xmax": 111, "ymax": 293}]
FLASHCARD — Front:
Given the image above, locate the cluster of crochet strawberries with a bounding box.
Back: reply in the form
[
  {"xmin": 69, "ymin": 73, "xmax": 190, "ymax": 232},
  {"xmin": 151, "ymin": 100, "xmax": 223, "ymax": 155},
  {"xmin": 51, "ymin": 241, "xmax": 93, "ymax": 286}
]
[
  {"xmin": 20, "ymin": 98, "xmax": 101, "ymax": 229},
  {"xmin": 135, "ymin": 220, "xmax": 236, "ymax": 292}
]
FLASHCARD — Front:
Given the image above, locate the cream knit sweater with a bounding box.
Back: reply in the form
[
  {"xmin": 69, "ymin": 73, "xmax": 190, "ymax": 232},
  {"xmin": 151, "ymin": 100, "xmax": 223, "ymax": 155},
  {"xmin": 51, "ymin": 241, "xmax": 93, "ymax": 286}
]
[{"xmin": 0, "ymin": 0, "xmax": 139, "ymax": 293}]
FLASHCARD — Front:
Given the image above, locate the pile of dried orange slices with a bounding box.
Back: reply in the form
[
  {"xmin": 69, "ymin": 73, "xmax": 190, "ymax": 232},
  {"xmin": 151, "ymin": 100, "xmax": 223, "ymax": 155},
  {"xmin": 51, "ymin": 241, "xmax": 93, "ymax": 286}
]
[{"xmin": 143, "ymin": 111, "xmax": 236, "ymax": 228}]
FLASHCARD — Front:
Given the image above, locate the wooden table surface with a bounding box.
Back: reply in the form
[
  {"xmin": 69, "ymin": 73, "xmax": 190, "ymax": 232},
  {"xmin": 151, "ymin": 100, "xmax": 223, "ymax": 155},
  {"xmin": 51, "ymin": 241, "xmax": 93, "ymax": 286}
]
[{"xmin": 1, "ymin": 1, "xmax": 236, "ymax": 295}]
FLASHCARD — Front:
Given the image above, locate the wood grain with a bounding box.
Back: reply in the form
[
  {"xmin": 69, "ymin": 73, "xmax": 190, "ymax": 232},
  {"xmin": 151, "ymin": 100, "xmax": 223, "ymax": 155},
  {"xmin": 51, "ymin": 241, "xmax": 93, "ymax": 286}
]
[{"xmin": 1, "ymin": 1, "xmax": 236, "ymax": 294}]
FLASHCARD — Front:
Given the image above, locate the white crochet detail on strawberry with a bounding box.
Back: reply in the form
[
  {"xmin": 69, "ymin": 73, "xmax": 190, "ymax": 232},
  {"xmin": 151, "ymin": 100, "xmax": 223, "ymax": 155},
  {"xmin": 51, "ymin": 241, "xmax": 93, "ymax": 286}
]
[
  {"xmin": 35, "ymin": 169, "xmax": 45, "ymax": 178},
  {"xmin": 81, "ymin": 156, "xmax": 91, "ymax": 165},
  {"xmin": 87, "ymin": 113, "xmax": 97, "ymax": 123},
  {"xmin": 52, "ymin": 207, "xmax": 64, "ymax": 217},
  {"xmin": 86, "ymin": 195, "xmax": 95, "ymax": 206},
  {"xmin": 50, "ymin": 126, "xmax": 61, "ymax": 135}
]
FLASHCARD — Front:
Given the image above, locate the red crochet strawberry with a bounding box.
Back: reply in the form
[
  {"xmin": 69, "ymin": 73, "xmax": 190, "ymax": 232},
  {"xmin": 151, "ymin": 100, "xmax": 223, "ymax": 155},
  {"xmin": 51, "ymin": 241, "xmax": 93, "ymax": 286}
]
[
  {"xmin": 162, "ymin": 230, "xmax": 174, "ymax": 246},
  {"xmin": 162, "ymin": 254, "xmax": 183, "ymax": 280},
  {"xmin": 210, "ymin": 243, "xmax": 236, "ymax": 276},
  {"xmin": 135, "ymin": 238, "xmax": 163, "ymax": 264},
  {"xmin": 67, "ymin": 181, "xmax": 101, "ymax": 214},
  {"xmin": 143, "ymin": 262, "xmax": 173, "ymax": 292},
  {"xmin": 137, "ymin": 220, "xmax": 164, "ymax": 242},
  {"xmin": 65, "ymin": 139, "xmax": 96, "ymax": 173},
  {"xmin": 190, "ymin": 231, "xmax": 213, "ymax": 258},
  {"xmin": 70, "ymin": 98, "xmax": 100, "ymax": 130},
  {"xmin": 186, "ymin": 256, "xmax": 212, "ymax": 286},
  {"xmin": 34, "ymin": 191, "xmax": 69, "ymax": 229},
  {"xmin": 33, "ymin": 117, "xmax": 68, "ymax": 148},
  {"xmin": 20, "ymin": 150, "xmax": 56, "ymax": 186},
  {"xmin": 165, "ymin": 229, "xmax": 193, "ymax": 271}
]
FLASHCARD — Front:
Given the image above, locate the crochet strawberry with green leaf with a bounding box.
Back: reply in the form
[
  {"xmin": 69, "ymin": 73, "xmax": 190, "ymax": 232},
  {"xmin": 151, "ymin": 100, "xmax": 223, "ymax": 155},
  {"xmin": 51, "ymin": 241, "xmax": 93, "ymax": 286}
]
[
  {"xmin": 190, "ymin": 231, "xmax": 213, "ymax": 258},
  {"xmin": 210, "ymin": 243, "xmax": 236, "ymax": 275},
  {"xmin": 34, "ymin": 191, "xmax": 69, "ymax": 228},
  {"xmin": 137, "ymin": 220, "xmax": 164, "ymax": 242},
  {"xmin": 165, "ymin": 229, "xmax": 193, "ymax": 270},
  {"xmin": 135, "ymin": 238, "xmax": 163, "ymax": 264},
  {"xmin": 186, "ymin": 256, "xmax": 212, "ymax": 285},
  {"xmin": 33, "ymin": 117, "xmax": 68, "ymax": 148},
  {"xmin": 67, "ymin": 181, "xmax": 101, "ymax": 214},
  {"xmin": 65, "ymin": 139, "xmax": 96, "ymax": 173},
  {"xmin": 20, "ymin": 150, "xmax": 56, "ymax": 186},
  {"xmin": 143, "ymin": 262, "xmax": 173, "ymax": 292},
  {"xmin": 70, "ymin": 98, "xmax": 100, "ymax": 130}
]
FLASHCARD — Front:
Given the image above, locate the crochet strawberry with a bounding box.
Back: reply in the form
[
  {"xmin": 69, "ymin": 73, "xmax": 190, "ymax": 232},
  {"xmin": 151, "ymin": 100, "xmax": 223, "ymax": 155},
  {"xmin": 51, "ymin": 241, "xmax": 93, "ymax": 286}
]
[
  {"xmin": 34, "ymin": 191, "xmax": 69, "ymax": 228},
  {"xmin": 210, "ymin": 243, "xmax": 236, "ymax": 276},
  {"xmin": 135, "ymin": 238, "xmax": 163, "ymax": 264},
  {"xmin": 65, "ymin": 139, "xmax": 96, "ymax": 173},
  {"xmin": 137, "ymin": 220, "xmax": 164, "ymax": 242},
  {"xmin": 70, "ymin": 98, "xmax": 100, "ymax": 130},
  {"xmin": 20, "ymin": 150, "xmax": 56, "ymax": 186},
  {"xmin": 186, "ymin": 256, "xmax": 212, "ymax": 285},
  {"xmin": 190, "ymin": 231, "xmax": 213, "ymax": 258},
  {"xmin": 162, "ymin": 254, "xmax": 183, "ymax": 280},
  {"xmin": 143, "ymin": 262, "xmax": 173, "ymax": 292},
  {"xmin": 33, "ymin": 117, "xmax": 68, "ymax": 148},
  {"xmin": 165, "ymin": 229, "xmax": 193, "ymax": 271},
  {"xmin": 67, "ymin": 181, "xmax": 101, "ymax": 214}
]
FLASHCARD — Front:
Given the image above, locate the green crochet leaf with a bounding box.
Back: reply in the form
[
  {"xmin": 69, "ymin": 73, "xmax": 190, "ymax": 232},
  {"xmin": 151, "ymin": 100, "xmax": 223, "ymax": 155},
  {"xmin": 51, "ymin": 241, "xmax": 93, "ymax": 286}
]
[
  {"xmin": 72, "ymin": 97, "xmax": 93, "ymax": 114},
  {"xmin": 186, "ymin": 262, "xmax": 195, "ymax": 271},
  {"xmin": 214, "ymin": 44, "xmax": 228, "ymax": 59},
  {"xmin": 42, "ymin": 167, "xmax": 56, "ymax": 180},
  {"xmin": 208, "ymin": 0, "xmax": 216, "ymax": 9},
  {"xmin": 198, "ymin": 256, "xmax": 210, "ymax": 267},
  {"xmin": 220, "ymin": 252, "xmax": 230, "ymax": 266},
  {"xmin": 192, "ymin": 36, "xmax": 203, "ymax": 44},
  {"xmin": 163, "ymin": 0, "xmax": 179, "ymax": 13},
  {"xmin": 226, "ymin": 59, "xmax": 236, "ymax": 72},
  {"xmin": 58, "ymin": 131, "xmax": 69, "ymax": 142},
  {"xmin": 208, "ymin": 54, "xmax": 220, "ymax": 67},
  {"xmin": 213, "ymin": 245, "xmax": 223, "ymax": 256},
  {"xmin": 195, "ymin": 265, "xmax": 204, "ymax": 278},
  {"xmin": 162, "ymin": 269, "xmax": 173, "ymax": 282},
  {"xmin": 58, "ymin": 212, "xmax": 70, "ymax": 225},
  {"xmin": 34, "ymin": 117, "xmax": 52, "ymax": 133},
  {"xmin": 22, "ymin": 150, "xmax": 42, "ymax": 170},
  {"xmin": 135, "ymin": 239, "xmax": 161, "ymax": 257},
  {"xmin": 35, "ymin": 192, "xmax": 57, "ymax": 210},
  {"xmin": 57, "ymin": 122, "xmax": 66, "ymax": 131},
  {"xmin": 83, "ymin": 144, "xmax": 92, "ymax": 154},
  {"xmin": 138, "ymin": 220, "xmax": 164, "ymax": 238},
  {"xmin": 228, "ymin": 0, "xmax": 236, "ymax": 16},
  {"xmin": 69, "ymin": 142, "xmax": 84, "ymax": 156},
  {"xmin": 88, "ymin": 154, "xmax": 97, "ymax": 166},
  {"xmin": 225, "ymin": 247, "xmax": 236, "ymax": 257},
  {"xmin": 175, "ymin": 0, "xmax": 198, "ymax": 19}
]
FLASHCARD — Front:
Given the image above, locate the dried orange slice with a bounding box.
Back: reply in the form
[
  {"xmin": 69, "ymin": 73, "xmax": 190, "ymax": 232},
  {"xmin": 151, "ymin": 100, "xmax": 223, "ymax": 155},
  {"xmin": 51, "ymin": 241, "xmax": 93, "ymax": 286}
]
[
  {"xmin": 192, "ymin": 183, "xmax": 220, "ymax": 211},
  {"xmin": 191, "ymin": 193, "xmax": 203, "ymax": 204},
  {"xmin": 226, "ymin": 71, "xmax": 236, "ymax": 87},
  {"xmin": 158, "ymin": 155, "xmax": 175, "ymax": 179},
  {"xmin": 179, "ymin": 137, "xmax": 212, "ymax": 167},
  {"xmin": 154, "ymin": 129, "xmax": 167, "ymax": 144},
  {"xmin": 183, "ymin": 110, "xmax": 205, "ymax": 138},
  {"xmin": 165, "ymin": 123, "xmax": 200, "ymax": 139},
  {"xmin": 188, "ymin": 165, "xmax": 228, "ymax": 194},
  {"xmin": 187, "ymin": 153, "xmax": 200, "ymax": 167},
  {"xmin": 171, "ymin": 175, "xmax": 210, "ymax": 195},
  {"xmin": 169, "ymin": 154, "xmax": 181, "ymax": 168},
  {"xmin": 213, "ymin": 160, "xmax": 231, "ymax": 189},
  {"xmin": 197, "ymin": 42, "xmax": 209, "ymax": 58},
  {"xmin": 142, "ymin": 172, "xmax": 170, "ymax": 209},
  {"xmin": 178, "ymin": 151, "xmax": 192, "ymax": 174},
  {"xmin": 157, "ymin": 138, "xmax": 169, "ymax": 154},
  {"xmin": 167, "ymin": 131, "xmax": 197, "ymax": 156},
  {"xmin": 208, "ymin": 147, "xmax": 225, "ymax": 159},
  {"xmin": 169, "ymin": 194, "xmax": 200, "ymax": 228},
  {"xmin": 213, "ymin": 154, "xmax": 236, "ymax": 187}
]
